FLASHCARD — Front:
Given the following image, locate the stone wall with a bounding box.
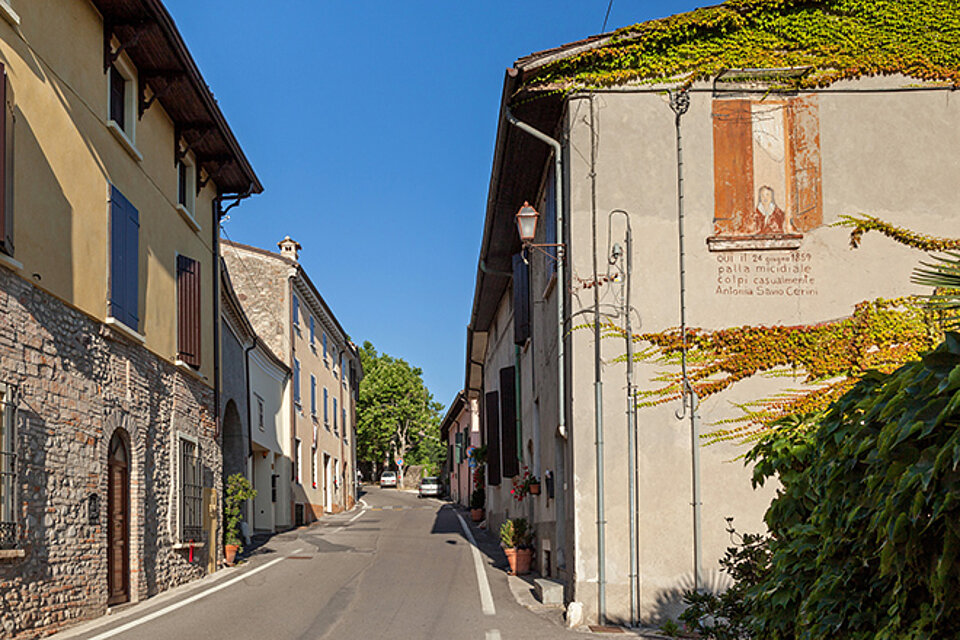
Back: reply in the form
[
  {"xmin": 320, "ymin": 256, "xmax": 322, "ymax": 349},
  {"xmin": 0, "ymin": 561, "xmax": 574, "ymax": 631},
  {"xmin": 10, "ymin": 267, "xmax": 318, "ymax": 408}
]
[{"xmin": 0, "ymin": 266, "xmax": 221, "ymax": 639}]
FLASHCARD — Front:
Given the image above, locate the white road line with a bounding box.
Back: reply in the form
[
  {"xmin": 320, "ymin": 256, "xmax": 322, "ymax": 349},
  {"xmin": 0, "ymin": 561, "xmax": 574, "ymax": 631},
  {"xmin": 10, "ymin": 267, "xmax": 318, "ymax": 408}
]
[
  {"xmin": 486, "ymin": 629, "xmax": 502, "ymax": 640},
  {"xmin": 86, "ymin": 554, "xmax": 290, "ymax": 640},
  {"xmin": 456, "ymin": 511, "xmax": 496, "ymax": 616},
  {"xmin": 347, "ymin": 509, "xmax": 364, "ymax": 524}
]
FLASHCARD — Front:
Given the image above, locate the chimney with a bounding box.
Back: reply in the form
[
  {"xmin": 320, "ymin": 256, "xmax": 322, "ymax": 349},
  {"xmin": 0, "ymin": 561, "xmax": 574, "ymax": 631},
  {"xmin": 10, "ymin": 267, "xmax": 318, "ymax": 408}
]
[{"xmin": 278, "ymin": 236, "xmax": 302, "ymax": 262}]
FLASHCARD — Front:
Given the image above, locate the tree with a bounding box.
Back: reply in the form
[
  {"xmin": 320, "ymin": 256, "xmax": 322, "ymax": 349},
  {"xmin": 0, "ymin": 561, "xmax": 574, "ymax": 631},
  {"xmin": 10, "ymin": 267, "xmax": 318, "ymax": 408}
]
[{"xmin": 356, "ymin": 341, "xmax": 444, "ymax": 478}]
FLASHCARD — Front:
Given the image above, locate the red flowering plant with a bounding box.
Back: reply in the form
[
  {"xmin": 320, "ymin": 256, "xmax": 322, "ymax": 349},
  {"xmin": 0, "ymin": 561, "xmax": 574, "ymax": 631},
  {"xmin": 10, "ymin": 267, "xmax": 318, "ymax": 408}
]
[{"xmin": 510, "ymin": 466, "xmax": 539, "ymax": 502}]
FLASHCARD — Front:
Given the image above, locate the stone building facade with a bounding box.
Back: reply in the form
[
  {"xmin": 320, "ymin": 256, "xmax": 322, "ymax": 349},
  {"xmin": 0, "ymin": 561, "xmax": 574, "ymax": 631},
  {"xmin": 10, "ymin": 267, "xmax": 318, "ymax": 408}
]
[
  {"xmin": 0, "ymin": 265, "xmax": 220, "ymax": 637},
  {"xmin": 0, "ymin": 1, "xmax": 261, "ymax": 637}
]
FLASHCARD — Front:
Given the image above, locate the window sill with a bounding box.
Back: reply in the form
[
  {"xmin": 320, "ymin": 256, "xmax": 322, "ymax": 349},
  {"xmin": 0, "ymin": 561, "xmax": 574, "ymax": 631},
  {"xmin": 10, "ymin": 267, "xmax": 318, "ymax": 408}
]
[
  {"xmin": 105, "ymin": 317, "xmax": 145, "ymax": 344},
  {"xmin": 0, "ymin": 252, "xmax": 22, "ymax": 272},
  {"xmin": 0, "ymin": 1, "xmax": 20, "ymax": 27},
  {"xmin": 172, "ymin": 541, "xmax": 205, "ymax": 550},
  {"xmin": 107, "ymin": 120, "xmax": 143, "ymax": 163},
  {"xmin": 176, "ymin": 204, "xmax": 201, "ymax": 233},
  {"xmin": 174, "ymin": 360, "xmax": 205, "ymax": 381},
  {"xmin": 706, "ymin": 234, "xmax": 803, "ymax": 252},
  {"xmin": 0, "ymin": 549, "xmax": 24, "ymax": 560}
]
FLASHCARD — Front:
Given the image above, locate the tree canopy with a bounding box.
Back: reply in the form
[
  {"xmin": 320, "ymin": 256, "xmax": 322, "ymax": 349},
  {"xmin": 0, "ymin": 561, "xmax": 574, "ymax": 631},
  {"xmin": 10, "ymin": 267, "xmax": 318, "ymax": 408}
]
[{"xmin": 356, "ymin": 341, "xmax": 444, "ymax": 474}]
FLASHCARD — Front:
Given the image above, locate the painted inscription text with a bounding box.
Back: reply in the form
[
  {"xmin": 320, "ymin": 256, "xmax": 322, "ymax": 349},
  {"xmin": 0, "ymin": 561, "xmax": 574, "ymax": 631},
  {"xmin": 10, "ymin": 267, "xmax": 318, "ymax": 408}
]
[{"xmin": 716, "ymin": 251, "xmax": 818, "ymax": 297}]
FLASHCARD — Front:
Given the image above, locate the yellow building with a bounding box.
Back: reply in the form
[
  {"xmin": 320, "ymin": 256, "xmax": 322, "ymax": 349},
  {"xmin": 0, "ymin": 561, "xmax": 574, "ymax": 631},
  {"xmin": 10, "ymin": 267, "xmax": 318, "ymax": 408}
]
[{"xmin": 0, "ymin": 1, "xmax": 260, "ymax": 637}]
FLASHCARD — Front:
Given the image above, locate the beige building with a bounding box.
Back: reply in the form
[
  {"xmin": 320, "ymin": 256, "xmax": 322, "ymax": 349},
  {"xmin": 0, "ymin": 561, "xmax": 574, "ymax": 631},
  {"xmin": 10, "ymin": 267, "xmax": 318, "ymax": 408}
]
[
  {"xmin": 466, "ymin": 8, "xmax": 959, "ymax": 629},
  {"xmin": 0, "ymin": 0, "xmax": 260, "ymax": 637},
  {"xmin": 221, "ymin": 237, "xmax": 361, "ymax": 526}
]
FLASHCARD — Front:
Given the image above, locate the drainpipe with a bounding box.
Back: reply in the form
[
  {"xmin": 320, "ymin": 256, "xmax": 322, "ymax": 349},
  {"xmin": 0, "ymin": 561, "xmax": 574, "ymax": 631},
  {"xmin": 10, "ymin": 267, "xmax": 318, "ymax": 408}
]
[
  {"xmin": 668, "ymin": 89, "xmax": 703, "ymax": 591},
  {"xmin": 504, "ymin": 107, "xmax": 578, "ymax": 612}
]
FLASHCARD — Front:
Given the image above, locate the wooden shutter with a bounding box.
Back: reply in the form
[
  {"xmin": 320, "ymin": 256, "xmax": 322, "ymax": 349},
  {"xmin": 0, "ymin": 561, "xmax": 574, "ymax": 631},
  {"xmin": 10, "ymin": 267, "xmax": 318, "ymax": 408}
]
[
  {"xmin": 499, "ymin": 367, "xmax": 519, "ymax": 478},
  {"xmin": 484, "ymin": 391, "xmax": 501, "ymax": 485},
  {"xmin": 0, "ymin": 62, "xmax": 11, "ymax": 257},
  {"xmin": 786, "ymin": 96, "xmax": 823, "ymax": 232},
  {"xmin": 176, "ymin": 255, "xmax": 201, "ymax": 367},
  {"xmin": 513, "ymin": 254, "xmax": 530, "ymax": 345},
  {"xmin": 110, "ymin": 186, "xmax": 139, "ymax": 330},
  {"xmin": 712, "ymin": 100, "xmax": 754, "ymax": 236}
]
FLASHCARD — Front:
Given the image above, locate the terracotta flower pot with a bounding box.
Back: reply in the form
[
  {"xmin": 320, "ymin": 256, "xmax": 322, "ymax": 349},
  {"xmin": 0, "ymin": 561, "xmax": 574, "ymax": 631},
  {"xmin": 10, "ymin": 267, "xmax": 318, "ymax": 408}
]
[
  {"xmin": 470, "ymin": 508, "xmax": 485, "ymax": 522},
  {"xmin": 225, "ymin": 544, "xmax": 239, "ymax": 566},
  {"xmin": 505, "ymin": 547, "xmax": 533, "ymax": 575},
  {"xmin": 529, "ymin": 483, "xmax": 541, "ymax": 495}
]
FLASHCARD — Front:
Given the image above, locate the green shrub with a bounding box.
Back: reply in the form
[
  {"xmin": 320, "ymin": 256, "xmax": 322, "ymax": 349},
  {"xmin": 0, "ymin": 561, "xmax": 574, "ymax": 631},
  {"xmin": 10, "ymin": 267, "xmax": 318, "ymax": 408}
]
[
  {"xmin": 223, "ymin": 473, "xmax": 256, "ymax": 552},
  {"xmin": 470, "ymin": 487, "xmax": 485, "ymax": 509},
  {"xmin": 499, "ymin": 517, "xmax": 533, "ymax": 549}
]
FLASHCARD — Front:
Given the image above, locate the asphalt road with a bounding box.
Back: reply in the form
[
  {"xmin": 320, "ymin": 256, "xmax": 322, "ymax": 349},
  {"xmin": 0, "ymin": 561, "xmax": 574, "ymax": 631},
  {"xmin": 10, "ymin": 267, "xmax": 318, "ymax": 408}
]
[{"xmin": 55, "ymin": 486, "xmax": 587, "ymax": 640}]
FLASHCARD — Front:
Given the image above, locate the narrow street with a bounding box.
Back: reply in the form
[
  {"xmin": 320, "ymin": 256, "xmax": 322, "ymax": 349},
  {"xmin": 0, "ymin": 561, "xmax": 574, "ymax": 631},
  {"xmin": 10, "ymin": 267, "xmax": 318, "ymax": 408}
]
[{"xmin": 55, "ymin": 487, "xmax": 587, "ymax": 640}]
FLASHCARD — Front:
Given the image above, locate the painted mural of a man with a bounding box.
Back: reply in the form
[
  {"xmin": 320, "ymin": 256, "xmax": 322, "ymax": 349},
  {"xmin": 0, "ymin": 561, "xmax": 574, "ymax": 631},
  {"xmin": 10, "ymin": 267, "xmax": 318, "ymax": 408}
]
[{"xmin": 751, "ymin": 185, "xmax": 787, "ymax": 234}]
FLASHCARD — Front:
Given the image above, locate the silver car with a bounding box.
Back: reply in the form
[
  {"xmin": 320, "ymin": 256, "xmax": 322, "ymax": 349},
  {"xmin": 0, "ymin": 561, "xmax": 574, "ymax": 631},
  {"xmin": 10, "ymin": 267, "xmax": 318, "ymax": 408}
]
[
  {"xmin": 418, "ymin": 476, "xmax": 441, "ymax": 498},
  {"xmin": 379, "ymin": 471, "xmax": 398, "ymax": 488}
]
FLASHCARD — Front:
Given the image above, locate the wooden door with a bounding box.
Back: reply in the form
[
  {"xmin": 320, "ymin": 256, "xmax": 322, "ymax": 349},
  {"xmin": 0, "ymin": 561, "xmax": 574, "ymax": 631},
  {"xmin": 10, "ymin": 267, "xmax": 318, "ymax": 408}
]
[{"xmin": 107, "ymin": 433, "xmax": 129, "ymax": 605}]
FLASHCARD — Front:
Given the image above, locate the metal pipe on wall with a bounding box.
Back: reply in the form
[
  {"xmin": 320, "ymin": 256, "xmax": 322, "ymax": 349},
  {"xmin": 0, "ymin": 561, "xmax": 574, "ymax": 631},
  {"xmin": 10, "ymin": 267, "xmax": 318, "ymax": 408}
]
[
  {"xmin": 609, "ymin": 209, "xmax": 637, "ymax": 624},
  {"xmin": 668, "ymin": 89, "xmax": 704, "ymax": 591}
]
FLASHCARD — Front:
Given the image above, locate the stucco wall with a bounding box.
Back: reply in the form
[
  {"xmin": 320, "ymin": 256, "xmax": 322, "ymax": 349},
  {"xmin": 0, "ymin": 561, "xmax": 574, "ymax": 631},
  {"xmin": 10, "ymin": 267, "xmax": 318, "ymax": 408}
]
[
  {"xmin": 1, "ymin": 1, "xmax": 220, "ymax": 384},
  {"xmin": 560, "ymin": 77, "xmax": 959, "ymax": 623}
]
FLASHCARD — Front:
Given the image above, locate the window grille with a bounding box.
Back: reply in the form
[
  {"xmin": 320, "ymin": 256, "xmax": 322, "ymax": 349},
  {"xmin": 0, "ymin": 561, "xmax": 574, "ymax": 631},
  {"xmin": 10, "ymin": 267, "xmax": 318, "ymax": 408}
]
[
  {"xmin": 0, "ymin": 385, "xmax": 17, "ymax": 550},
  {"xmin": 180, "ymin": 439, "xmax": 202, "ymax": 541}
]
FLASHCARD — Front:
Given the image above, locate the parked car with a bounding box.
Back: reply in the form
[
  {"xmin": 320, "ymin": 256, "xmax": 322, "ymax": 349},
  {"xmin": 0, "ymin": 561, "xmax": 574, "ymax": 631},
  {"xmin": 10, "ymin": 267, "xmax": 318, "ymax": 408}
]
[
  {"xmin": 380, "ymin": 471, "xmax": 398, "ymax": 488},
  {"xmin": 418, "ymin": 476, "xmax": 441, "ymax": 498}
]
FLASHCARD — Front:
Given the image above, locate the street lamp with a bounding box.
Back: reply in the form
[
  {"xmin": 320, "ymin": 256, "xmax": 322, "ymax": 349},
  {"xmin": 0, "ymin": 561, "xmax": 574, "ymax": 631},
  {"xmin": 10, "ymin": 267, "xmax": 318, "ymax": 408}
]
[
  {"xmin": 515, "ymin": 202, "xmax": 539, "ymax": 242},
  {"xmin": 514, "ymin": 202, "xmax": 564, "ymax": 262}
]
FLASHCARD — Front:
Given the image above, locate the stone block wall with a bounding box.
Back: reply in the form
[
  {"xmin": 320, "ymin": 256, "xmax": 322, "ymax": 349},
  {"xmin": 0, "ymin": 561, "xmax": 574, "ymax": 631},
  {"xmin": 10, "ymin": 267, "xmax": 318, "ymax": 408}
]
[{"xmin": 0, "ymin": 267, "xmax": 222, "ymax": 639}]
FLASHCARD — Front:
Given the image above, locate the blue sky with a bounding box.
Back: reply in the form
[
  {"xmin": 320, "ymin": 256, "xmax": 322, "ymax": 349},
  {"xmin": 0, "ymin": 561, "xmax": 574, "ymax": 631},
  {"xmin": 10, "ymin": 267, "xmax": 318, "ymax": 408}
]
[{"xmin": 166, "ymin": 0, "xmax": 703, "ymax": 409}]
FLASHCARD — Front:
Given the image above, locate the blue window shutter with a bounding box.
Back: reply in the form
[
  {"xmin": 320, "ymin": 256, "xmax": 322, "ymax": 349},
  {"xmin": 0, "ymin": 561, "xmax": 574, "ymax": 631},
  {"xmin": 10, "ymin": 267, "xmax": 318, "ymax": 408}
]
[
  {"xmin": 110, "ymin": 186, "xmax": 139, "ymax": 330},
  {"xmin": 294, "ymin": 359, "xmax": 301, "ymax": 403}
]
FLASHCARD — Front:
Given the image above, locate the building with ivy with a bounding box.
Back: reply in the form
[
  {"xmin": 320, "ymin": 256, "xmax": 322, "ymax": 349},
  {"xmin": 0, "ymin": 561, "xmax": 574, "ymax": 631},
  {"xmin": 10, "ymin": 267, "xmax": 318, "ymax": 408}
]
[{"xmin": 464, "ymin": 0, "xmax": 960, "ymax": 627}]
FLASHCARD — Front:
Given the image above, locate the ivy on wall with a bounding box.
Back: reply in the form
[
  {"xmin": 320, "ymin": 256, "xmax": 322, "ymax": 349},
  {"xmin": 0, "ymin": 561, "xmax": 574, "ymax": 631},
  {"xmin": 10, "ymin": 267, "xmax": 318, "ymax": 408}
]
[
  {"xmin": 518, "ymin": 0, "xmax": 960, "ymax": 99},
  {"xmin": 599, "ymin": 295, "xmax": 947, "ymax": 443}
]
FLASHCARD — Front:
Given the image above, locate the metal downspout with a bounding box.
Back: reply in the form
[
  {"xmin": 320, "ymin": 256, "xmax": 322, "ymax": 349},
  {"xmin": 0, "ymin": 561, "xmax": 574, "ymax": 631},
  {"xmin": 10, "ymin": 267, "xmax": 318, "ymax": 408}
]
[
  {"xmin": 669, "ymin": 90, "xmax": 703, "ymax": 591},
  {"xmin": 504, "ymin": 105, "xmax": 569, "ymax": 601}
]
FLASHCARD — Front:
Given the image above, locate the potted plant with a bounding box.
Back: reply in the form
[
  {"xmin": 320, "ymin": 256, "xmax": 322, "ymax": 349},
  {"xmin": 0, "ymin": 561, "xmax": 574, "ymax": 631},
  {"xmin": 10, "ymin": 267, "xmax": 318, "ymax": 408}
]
[
  {"xmin": 500, "ymin": 517, "xmax": 534, "ymax": 575},
  {"xmin": 510, "ymin": 466, "xmax": 540, "ymax": 501},
  {"xmin": 470, "ymin": 487, "xmax": 486, "ymax": 522},
  {"xmin": 223, "ymin": 473, "xmax": 256, "ymax": 566}
]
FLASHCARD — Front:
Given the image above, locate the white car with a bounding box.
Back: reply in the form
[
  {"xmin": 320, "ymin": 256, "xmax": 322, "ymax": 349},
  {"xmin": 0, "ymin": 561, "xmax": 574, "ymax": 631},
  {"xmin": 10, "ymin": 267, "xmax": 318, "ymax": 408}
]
[
  {"xmin": 379, "ymin": 471, "xmax": 398, "ymax": 488},
  {"xmin": 418, "ymin": 476, "xmax": 441, "ymax": 498}
]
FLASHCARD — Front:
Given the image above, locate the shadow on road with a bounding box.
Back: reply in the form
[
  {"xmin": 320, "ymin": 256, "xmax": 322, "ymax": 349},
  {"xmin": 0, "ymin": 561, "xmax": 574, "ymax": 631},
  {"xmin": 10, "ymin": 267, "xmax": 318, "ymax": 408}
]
[{"xmin": 429, "ymin": 504, "xmax": 510, "ymax": 574}]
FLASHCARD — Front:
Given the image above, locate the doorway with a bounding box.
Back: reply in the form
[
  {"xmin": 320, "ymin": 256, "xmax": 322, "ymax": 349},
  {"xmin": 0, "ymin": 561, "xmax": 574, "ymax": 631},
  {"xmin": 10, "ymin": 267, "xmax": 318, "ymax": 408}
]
[
  {"xmin": 107, "ymin": 431, "xmax": 130, "ymax": 605},
  {"xmin": 323, "ymin": 453, "xmax": 332, "ymax": 513}
]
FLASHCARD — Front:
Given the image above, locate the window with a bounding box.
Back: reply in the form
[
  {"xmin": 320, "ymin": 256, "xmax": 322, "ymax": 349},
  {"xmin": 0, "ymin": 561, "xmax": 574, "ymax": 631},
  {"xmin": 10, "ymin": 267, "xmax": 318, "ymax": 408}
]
[
  {"xmin": 292, "ymin": 295, "xmax": 300, "ymax": 328},
  {"xmin": 333, "ymin": 397, "xmax": 338, "ymax": 433},
  {"xmin": 709, "ymin": 94, "xmax": 822, "ymax": 250},
  {"xmin": 176, "ymin": 255, "xmax": 201, "ymax": 368},
  {"xmin": 323, "ymin": 387, "xmax": 329, "ymax": 426},
  {"xmin": 322, "ymin": 332, "xmax": 328, "ymax": 365},
  {"xmin": 0, "ymin": 384, "xmax": 17, "ymax": 550},
  {"xmin": 255, "ymin": 395, "xmax": 264, "ymax": 431},
  {"xmin": 176, "ymin": 151, "xmax": 197, "ymax": 223},
  {"xmin": 311, "ymin": 445, "xmax": 317, "ymax": 489},
  {"xmin": 107, "ymin": 52, "xmax": 137, "ymax": 152},
  {"xmin": 342, "ymin": 356, "xmax": 347, "ymax": 389},
  {"xmin": 294, "ymin": 437, "xmax": 302, "ymax": 484},
  {"xmin": 0, "ymin": 62, "xmax": 15, "ymax": 259},
  {"xmin": 309, "ymin": 316, "xmax": 315, "ymax": 348},
  {"xmin": 179, "ymin": 438, "xmax": 202, "ymax": 541},
  {"xmin": 110, "ymin": 185, "xmax": 139, "ymax": 331},
  {"xmin": 310, "ymin": 375, "xmax": 317, "ymax": 417},
  {"xmin": 293, "ymin": 359, "xmax": 301, "ymax": 407},
  {"xmin": 341, "ymin": 407, "xmax": 347, "ymax": 439}
]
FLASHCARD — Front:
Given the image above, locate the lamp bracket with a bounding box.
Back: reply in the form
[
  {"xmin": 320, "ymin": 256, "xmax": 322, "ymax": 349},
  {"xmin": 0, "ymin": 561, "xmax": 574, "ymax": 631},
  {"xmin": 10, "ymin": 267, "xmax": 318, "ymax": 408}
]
[{"xmin": 522, "ymin": 242, "xmax": 566, "ymax": 265}]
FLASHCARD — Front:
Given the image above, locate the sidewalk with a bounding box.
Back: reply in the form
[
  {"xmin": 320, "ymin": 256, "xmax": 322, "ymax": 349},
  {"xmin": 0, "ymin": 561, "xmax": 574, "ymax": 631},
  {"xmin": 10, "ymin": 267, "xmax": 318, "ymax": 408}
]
[{"xmin": 453, "ymin": 505, "xmax": 676, "ymax": 639}]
